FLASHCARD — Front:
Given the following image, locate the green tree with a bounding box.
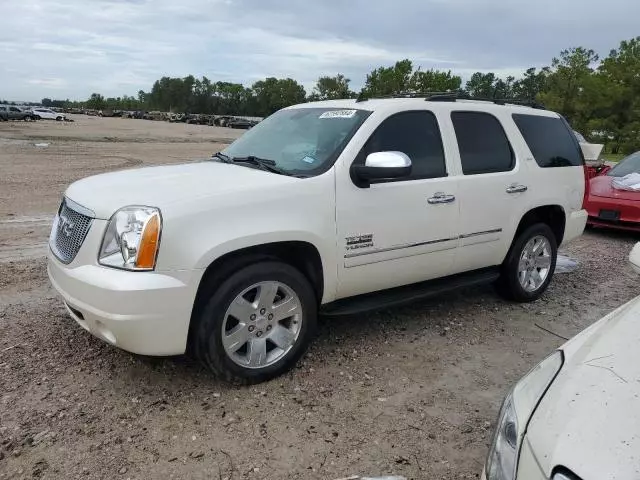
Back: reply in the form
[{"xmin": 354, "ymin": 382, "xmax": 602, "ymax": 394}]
[
  {"xmin": 409, "ymin": 69, "xmax": 462, "ymax": 92},
  {"xmin": 360, "ymin": 59, "xmax": 414, "ymax": 97},
  {"xmin": 591, "ymin": 37, "xmax": 640, "ymax": 153},
  {"xmin": 309, "ymin": 74, "xmax": 354, "ymax": 101},
  {"xmin": 512, "ymin": 67, "xmax": 549, "ymax": 100},
  {"xmin": 251, "ymin": 78, "xmax": 306, "ymax": 116},
  {"xmin": 538, "ymin": 47, "xmax": 599, "ymax": 132},
  {"xmin": 86, "ymin": 93, "xmax": 106, "ymax": 110},
  {"xmin": 464, "ymin": 72, "xmax": 498, "ymax": 97}
]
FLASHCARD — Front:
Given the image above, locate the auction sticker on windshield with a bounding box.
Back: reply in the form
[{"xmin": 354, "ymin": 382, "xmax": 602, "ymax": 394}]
[{"xmin": 319, "ymin": 110, "xmax": 357, "ymax": 119}]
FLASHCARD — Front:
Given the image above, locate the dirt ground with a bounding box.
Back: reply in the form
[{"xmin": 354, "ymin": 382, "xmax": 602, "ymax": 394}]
[{"xmin": 1, "ymin": 116, "xmax": 639, "ymax": 480}]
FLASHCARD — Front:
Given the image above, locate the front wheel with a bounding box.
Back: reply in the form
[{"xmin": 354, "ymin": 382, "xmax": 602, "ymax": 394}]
[
  {"xmin": 496, "ymin": 223, "xmax": 557, "ymax": 302},
  {"xmin": 56, "ymin": 116, "xmax": 63, "ymax": 121},
  {"xmin": 194, "ymin": 261, "xmax": 317, "ymax": 384}
]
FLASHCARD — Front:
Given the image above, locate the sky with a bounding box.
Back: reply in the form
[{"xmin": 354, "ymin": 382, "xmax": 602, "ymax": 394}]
[{"xmin": 1, "ymin": 0, "xmax": 639, "ymax": 102}]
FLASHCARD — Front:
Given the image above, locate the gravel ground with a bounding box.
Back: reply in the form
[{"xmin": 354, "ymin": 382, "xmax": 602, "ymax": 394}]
[{"xmin": 1, "ymin": 116, "xmax": 639, "ymax": 480}]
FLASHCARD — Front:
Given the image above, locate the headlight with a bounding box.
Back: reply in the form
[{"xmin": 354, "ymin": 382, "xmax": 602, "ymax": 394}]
[
  {"xmin": 486, "ymin": 351, "xmax": 563, "ymax": 480},
  {"xmin": 99, "ymin": 206, "xmax": 162, "ymax": 271}
]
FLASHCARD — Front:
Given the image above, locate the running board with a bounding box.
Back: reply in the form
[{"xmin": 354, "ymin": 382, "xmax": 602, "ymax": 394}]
[{"xmin": 320, "ymin": 267, "xmax": 501, "ymax": 316}]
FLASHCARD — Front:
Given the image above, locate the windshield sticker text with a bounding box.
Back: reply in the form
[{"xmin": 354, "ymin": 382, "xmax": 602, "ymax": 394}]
[{"xmin": 319, "ymin": 110, "xmax": 357, "ymax": 119}]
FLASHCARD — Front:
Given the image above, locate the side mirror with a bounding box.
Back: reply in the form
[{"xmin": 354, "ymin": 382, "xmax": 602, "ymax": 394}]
[
  {"xmin": 352, "ymin": 151, "xmax": 412, "ymax": 187},
  {"xmin": 630, "ymin": 243, "xmax": 640, "ymax": 274}
]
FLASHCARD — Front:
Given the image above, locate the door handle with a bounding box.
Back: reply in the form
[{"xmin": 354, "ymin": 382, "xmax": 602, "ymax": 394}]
[
  {"xmin": 427, "ymin": 192, "xmax": 456, "ymax": 204},
  {"xmin": 506, "ymin": 184, "xmax": 528, "ymax": 194}
]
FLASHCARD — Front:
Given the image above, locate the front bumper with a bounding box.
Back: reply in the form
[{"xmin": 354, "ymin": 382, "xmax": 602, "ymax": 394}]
[
  {"xmin": 585, "ymin": 195, "xmax": 640, "ymax": 232},
  {"xmin": 48, "ymin": 253, "xmax": 200, "ymax": 356}
]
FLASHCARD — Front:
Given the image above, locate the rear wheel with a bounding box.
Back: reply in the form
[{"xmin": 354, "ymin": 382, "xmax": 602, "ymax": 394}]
[
  {"xmin": 194, "ymin": 261, "xmax": 317, "ymax": 384},
  {"xmin": 56, "ymin": 116, "xmax": 63, "ymax": 121},
  {"xmin": 496, "ymin": 223, "xmax": 557, "ymax": 302}
]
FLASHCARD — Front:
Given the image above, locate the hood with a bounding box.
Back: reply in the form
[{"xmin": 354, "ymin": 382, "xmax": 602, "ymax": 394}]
[
  {"xmin": 589, "ymin": 175, "xmax": 640, "ymax": 201},
  {"xmin": 65, "ymin": 161, "xmax": 298, "ymax": 219},
  {"xmin": 526, "ymin": 296, "xmax": 640, "ymax": 479}
]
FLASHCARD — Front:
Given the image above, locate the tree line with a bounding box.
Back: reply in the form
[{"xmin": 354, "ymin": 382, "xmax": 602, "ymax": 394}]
[{"xmin": 40, "ymin": 36, "xmax": 640, "ymax": 154}]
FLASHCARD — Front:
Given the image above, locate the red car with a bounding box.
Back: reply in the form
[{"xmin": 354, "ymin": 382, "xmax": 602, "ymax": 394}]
[{"xmin": 584, "ymin": 152, "xmax": 640, "ymax": 232}]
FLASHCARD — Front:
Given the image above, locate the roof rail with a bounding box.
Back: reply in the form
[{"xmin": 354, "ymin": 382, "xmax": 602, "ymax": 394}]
[
  {"xmin": 355, "ymin": 91, "xmax": 458, "ymax": 103},
  {"xmin": 355, "ymin": 91, "xmax": 545, "ymax": 109},
  {"xmin": 427, "ymin": 92, "xmax": 545, "ymax": 109}
]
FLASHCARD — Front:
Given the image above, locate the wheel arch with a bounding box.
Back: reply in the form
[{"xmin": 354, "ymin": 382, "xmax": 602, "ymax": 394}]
[
  {"xmin": 505, "ymin": 205, "xmax": 566, "ymax": 262},
  {"xmin": 187, "ymin": 240, "xmax": 325, "ymax": 351}
]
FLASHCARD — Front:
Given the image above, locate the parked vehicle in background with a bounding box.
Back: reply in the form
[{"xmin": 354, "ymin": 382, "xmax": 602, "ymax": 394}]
[
  {"xmin": 584, "ymin": 151, "xmax": 640, "ymax": 232},
  {"xmin": 31, "ymin": 108, "xmax": 66, "ymax": 121},
  {"xmin": 48, "ymin": 95, "xmax": 588, "ymax": 384},
  {"xmin": 0, "ymin": 105, "xmax": 36, "ymax": 121},
  {"xmin": 484, "ymin": 242, "xmax": 640, "ymax": 480},
  {"xmin": 227, "ymin": 117, "xmax": 259, "ymax": 129}
]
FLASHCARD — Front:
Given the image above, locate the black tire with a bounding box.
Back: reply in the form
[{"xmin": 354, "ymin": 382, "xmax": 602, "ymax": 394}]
[
  {"xmin": 56, "ymin": 116, "xmax": 63, "ymax": 121},
  {"xmin": 194, "ymin": 261, "xmax": 317, "ymax": 384},
  {"xmin": 34, "ymin": 115, "xmax": 41, "ymax": 120},
  {"xmin": 496, "ymin": 223, "xmax": 557, "ymax": 302}
]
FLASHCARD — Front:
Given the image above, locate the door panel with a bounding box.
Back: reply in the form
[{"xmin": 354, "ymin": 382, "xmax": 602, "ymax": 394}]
[
  {"xmin": 334, "ymin": 109, "xmax": 460, "ymax": 299},
  {"xmin": 449, "ymin": 110, "xmax": 530, "ymax": 273},
  {"xmin": 337, "ymin": 177, "xmax": 459, "ymax": 298}
]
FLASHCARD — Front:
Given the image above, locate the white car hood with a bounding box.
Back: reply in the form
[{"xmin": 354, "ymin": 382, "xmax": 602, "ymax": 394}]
[
  {"xmin": 65, "ymin": 161, "xmax": 297, "ymax": 219},
  {"xmin": 526, "ymin": 296, "xmax": 640, "ymax": 479}
]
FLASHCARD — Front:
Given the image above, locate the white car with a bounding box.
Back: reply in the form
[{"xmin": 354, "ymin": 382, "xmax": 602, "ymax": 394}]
[
  {"xmin": 47, "ymin": 95, "xmax": 588, "ymax": 383},
  {"xmin": 484, "ymin": 242, "xmax": 640, "ymax": 480},
  {"xmin": 31, "ymin": 108, "xmax": 66, "ymax": 121}
]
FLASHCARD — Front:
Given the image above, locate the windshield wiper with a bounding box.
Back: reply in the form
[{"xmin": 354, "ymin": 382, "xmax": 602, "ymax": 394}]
[
  {"xmin": 212, "ymin": 152, "xmax": 232, "ymax": 163},
  {"xmin": 231, "ymin": 155, "xmax": 289, "ymax": 175}
]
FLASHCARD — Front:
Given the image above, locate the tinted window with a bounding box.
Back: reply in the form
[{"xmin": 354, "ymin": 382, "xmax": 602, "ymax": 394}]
[
  {"xmin": 9, "ymin": 107, "xmax": 21, "ymax": 112},
  {"xmin": 608, "ymin": 152, "xmax": 640, "ymax": 177},
  {"xmin": 0, "ymin": 107, "xmax": 6, "ymax": 111},
  {"xmin": 513, "ymin": 114, "xmax": 583, "ymax": 167},
  {"xmin": 358, "ymin": 111, "xmax": 446, "ymax": 179},
  {"xmin": 451, "ymin": 112, "xmax": 514, "ymax": 175}
]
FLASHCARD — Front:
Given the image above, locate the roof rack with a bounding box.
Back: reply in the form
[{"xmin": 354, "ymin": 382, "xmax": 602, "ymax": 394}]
[
  {"xmin": 355, "ymin": 91, "xmax": 454, "ymax": 102},
  {"xmin": 356, "ymin": 91, "xmax": 546, "ymax": 109}
]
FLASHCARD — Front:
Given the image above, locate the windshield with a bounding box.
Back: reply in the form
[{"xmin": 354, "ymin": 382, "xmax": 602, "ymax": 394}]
[
  {"xmin": 221, "ymin": 107, "xmax": 371, "ymax": 176},
  {"xmin": 608, "ymin": 151, "xmax": 640, "ymax": 177}
]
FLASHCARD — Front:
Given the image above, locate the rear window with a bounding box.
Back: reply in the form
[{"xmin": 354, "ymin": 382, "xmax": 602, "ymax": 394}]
[
  {"xmin": 451, "ymin": 111, "xmax": 514, "ymax": 175},
  {"xmin": 513, "ymin": 114, "xmax": 583, "ymax": 168}
]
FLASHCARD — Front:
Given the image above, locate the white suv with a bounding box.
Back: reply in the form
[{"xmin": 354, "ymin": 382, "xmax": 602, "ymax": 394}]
[
  {"xmin": 48, "ymin": 95, "xmax": 588, "ymax": 383},
  {"xmin": 31, "ymin": 108, "xmax": 65, "ymax": 121}
]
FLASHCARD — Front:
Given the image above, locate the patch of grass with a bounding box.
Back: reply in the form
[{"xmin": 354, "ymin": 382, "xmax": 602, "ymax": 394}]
[{"xmin": 602, "ymin": 153, "xmax": 626, "ymax": 163}]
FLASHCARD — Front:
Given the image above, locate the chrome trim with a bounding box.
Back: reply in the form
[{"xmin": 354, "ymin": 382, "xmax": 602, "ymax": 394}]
[
  {"xmin": 64, "ymin": 197, "xmax": 96, "ymax": 219},
  {"xmin": 460, "ymin": 228, "xmax": 502, "ymax": 239},
  {"xmin": 365, "ymin": 151, "xmax": 411, "ymax": 169},
  {"xmin": 506, "ymin": 184, "xmax": 528, "ymax": 194},
  {"xmin": 427, "ymin": 192, "xmax": 456, "ymax": 204},
  {"xmin": 344, "ymin": 228, "xmax": 503, "ymax": 259},
  {"xmin": 345, "ymin": 236, "xmax": 457, "ymax": 259},
  {"xmin": 344, "ymin": 244, "xmax": 457, "ymax": 268}
]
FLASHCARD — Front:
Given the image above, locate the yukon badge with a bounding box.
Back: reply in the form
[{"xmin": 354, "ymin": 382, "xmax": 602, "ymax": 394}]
[{"xmin": 345, "ymin": 233, "xmax": 374, "ymax": 251}]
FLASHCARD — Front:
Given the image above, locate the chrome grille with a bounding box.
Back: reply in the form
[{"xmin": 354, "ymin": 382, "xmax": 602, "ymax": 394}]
[{"xmin": 50, "ymin": 199, "xmax": 93, "ymax": 264}]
